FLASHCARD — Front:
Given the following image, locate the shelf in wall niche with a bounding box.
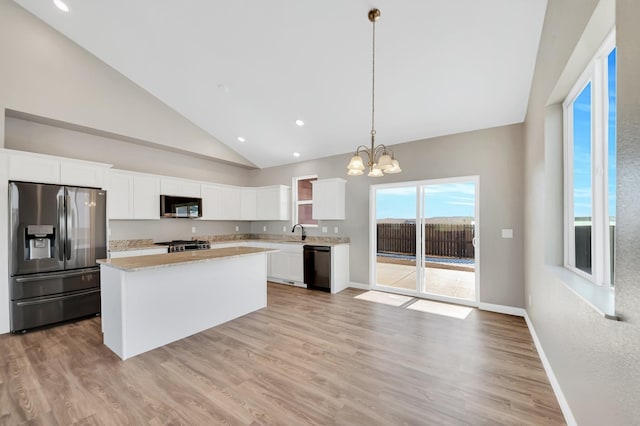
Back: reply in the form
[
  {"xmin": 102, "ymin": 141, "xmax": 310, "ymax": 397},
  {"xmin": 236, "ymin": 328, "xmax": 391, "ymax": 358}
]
[{"xmin": 545, "ymin": 266, "xmax": 618, "ymax": 320}]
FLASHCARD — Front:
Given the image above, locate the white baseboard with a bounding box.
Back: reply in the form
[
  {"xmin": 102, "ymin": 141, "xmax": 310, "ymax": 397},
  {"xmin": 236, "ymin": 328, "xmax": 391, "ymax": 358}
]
[
  {"xmin": 348, "ymin": 281, "xmax": 370, "ymax": 290},
  {"xmin": 524, "ymin": 312, "xmax": 576, "ymax": 426},
  {"xmin": 478, "ymin": 302, "xmax": 525, "ymax": 317}
]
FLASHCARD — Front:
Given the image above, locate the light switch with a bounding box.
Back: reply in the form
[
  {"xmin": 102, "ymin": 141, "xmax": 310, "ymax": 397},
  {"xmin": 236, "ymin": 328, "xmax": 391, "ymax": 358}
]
[
  {"xmin": 334, "ymin": 226, "xmax": 339, "ymax": 234},
  {"xmin": 263, "ymin": 226, "xmax": 267, "ymax": 232},
  {"xmin": 283, "ymin": 226, "xmax": 287, "ymax": 232},
  {"xmin": 322, "ymin": 226, "xmax": 328, "ymax": 233},
  {"xmin": 501, "ymin": 229, "xmax": 513, "ymax": 238},
  {"xmin": 191, "ymin": 226, "xmax": 196, "ymax": 234},
  {"xmin": 235, "ymin": 225, "xmax": 239, "ymax": 232}
]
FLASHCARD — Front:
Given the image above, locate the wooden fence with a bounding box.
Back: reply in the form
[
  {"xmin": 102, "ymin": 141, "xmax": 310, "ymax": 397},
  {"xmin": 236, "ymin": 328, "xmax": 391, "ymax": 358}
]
[{"xmin": 377, "ymin": 223, "xmax": 475, "ymax": 259}]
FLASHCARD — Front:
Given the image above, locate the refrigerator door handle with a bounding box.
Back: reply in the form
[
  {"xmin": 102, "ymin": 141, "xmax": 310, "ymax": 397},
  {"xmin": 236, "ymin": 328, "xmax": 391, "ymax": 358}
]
[
  {"xmin": 58, "ymin": 193, "xmax": 66, "ymax": 262},
  {"xmin": 14, "ymin": 268, "xmax": 99, "ymax": 283},
  {"xmin": 65, "ymin": 192, "xmax": 72, "ymax": 261},
  {"xmin": 15, "ymin": 289, "xmax": 101, "ymax": 307}
]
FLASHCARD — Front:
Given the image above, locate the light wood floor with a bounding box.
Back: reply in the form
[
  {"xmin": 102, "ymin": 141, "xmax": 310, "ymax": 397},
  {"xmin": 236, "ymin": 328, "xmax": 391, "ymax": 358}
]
[{"xmin": 0, "ymin": 284, "xmax": 565, "ymax": 425}]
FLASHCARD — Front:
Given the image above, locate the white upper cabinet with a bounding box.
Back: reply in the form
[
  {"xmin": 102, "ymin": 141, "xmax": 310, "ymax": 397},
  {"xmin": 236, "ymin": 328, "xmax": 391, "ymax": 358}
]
[
  {"xmin": 257, "ymin": 185, "xmax": 290, "ymax": 221},
  {"xmin": 107, "ymin": 170, "xmax": 160, "ymax": 220},
  {"xmin": 6, "ymin": 150, "xmax": 110, "ymax": 188},
  {"xmin": 200, "ymin": 184, "xmax": 223, "ymax": 220},
  {"xmin": 160, "ymin": 178, "xmax": 201, "ymax": 197},
  {"xmin": 199, "ymin": 184, "xmax": 290, "ymax": 221},
  {"xmin": 133, "ymin": 174, "xmax": 160, "ymax": 219},
  {"xmin": 9, "ymin": 152, "xmax": 60, "ymax": 184},
  {"xmin": 106, "ymin": 171, "xmax": 134, "ymax": 219},
  {"xmin": 312, "ymin": 178, "xmax": 346, "ymax": 220},
  {"xmin": 240, "ymin": 188, "xmax": 257, "ymax": 220},
  {"xmin": 60, "ymin": 160, "xmax": 108, "ymax": 188},
  {"xmin": 221, "ymin": 186, "xmax": 241, "ymax": 220}
]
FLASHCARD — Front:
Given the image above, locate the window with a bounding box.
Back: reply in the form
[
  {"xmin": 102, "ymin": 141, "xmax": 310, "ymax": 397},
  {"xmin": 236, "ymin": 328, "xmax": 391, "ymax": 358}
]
[
  {"xmin": 563, "ymin": 31, "xmax": 615, "ymax": 286},
  {"xmin": 292, "ymin": 175, "xmax": 318, "ymax": 226}
]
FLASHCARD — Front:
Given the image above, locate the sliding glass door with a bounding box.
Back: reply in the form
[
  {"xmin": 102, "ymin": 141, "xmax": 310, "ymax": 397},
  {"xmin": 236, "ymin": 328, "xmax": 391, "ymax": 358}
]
[{"xmin": 371, "ymin": 177, "xmax": 479, "ymax": 304}]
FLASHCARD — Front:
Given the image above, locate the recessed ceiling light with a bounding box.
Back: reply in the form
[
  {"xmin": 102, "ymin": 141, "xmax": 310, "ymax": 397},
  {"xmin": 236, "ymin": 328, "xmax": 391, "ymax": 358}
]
[
  {"xmin": 293, "ymin": 152, "xmax": 301, "ymax": 158},
  {"xmin": 53, "ymin": 0, "xmax": 69, "ymax": 12},
  {"xmin": 295, "ymin": 119, "xmax": 304, "ymax": 127},
  {"xmin": 237, "ymin": 137, "xmax": 245, "ymax": 143}
]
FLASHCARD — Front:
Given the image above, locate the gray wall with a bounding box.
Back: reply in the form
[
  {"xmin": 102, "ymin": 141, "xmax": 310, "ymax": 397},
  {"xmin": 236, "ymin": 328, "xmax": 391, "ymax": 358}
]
[
  {"xmin": 108, "ymin": 220, "xmax": 251, "ymax": 242},
  {"xmin": 249, "ymin": 124, "xmax": 525, "ymax": 308},
  {"xmin": 4, "ymin": 117, "xmax": 251, "ymax": 186},
  {"xmin": 523, "ymin": 0, "xmax": 640, "ymax": 423},
  {"xmin": 0, "ymin": 1, "xmax": 252, "ymax": 167}
]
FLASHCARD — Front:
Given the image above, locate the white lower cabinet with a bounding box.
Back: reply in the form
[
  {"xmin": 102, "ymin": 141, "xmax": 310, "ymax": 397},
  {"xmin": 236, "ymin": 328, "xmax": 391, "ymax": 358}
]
[
  {"xmin": 207, "ymin": 241, "xmax": 349, "ymax": 292},
  {"xmin": 267, "ymin": 244, "xmax": 304, "ymax": 286}
]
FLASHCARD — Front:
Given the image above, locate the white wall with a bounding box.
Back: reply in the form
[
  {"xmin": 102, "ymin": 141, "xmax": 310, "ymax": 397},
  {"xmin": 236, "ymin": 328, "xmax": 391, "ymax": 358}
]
[
  {"xmin": 249, "ymin": 124, "xmax": 525, "ymax": 308},
  {"xmin": 523, "ymin": 0, "xmax": 640, "ymax": 423},
  {"xmin": 0, "ymin": 1, "xmax": 253, "ymax": 168}
]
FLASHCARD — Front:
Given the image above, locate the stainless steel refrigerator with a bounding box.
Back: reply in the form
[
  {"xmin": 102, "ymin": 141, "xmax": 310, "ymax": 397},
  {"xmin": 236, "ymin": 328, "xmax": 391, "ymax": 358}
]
[{"xmin": 9, "ymin": 181, "xmax": 107, "ymax": 332}]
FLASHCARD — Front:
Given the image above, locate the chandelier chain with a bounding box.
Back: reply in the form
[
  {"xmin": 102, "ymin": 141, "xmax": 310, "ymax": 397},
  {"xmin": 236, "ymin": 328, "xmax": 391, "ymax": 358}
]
[{"xmin": 371, "ymin": 15, "xmax": 376, "ymax": 144}]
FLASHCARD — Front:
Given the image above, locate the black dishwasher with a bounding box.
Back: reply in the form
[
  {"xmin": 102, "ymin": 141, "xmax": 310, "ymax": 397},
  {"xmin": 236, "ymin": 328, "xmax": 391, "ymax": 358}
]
[{"xmin": 303, "ymin": 245, "xmax": 331, "ymax": 292}]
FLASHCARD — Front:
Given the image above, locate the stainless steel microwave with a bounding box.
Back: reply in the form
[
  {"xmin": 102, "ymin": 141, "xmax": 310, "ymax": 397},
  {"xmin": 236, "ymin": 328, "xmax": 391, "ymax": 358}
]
[{"xmin": 160, "ymin": 195, "xmax": 202, "ymax": 218}]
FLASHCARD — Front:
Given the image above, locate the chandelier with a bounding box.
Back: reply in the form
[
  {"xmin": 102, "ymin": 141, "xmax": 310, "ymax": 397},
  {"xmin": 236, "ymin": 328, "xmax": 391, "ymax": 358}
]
[{"xmin": 347, "ymin": 8, "xmax": 401, "ymax": 177}]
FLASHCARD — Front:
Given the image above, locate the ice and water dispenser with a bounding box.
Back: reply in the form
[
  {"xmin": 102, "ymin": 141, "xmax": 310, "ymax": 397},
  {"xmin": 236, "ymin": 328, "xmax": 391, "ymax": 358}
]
[{"xmin": 25, "ymin": 225, "xmax": 55, "ymax": 260}]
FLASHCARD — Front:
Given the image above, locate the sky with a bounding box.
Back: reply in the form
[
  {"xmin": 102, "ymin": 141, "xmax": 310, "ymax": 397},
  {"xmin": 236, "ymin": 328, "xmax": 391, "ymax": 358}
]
[
  {"xmin": 376, "ymin": 182, "xmax": 475, "ymax": 219},
  {"xmin": 572, "ymin": 47, "xmax": 616, "ymax": 220}
]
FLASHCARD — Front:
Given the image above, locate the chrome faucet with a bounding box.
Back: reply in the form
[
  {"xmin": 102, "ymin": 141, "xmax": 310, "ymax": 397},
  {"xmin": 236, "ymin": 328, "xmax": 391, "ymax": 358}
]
[{"xmin": 291, "ymin": 223, "xmax": 306, "ymax": 241}]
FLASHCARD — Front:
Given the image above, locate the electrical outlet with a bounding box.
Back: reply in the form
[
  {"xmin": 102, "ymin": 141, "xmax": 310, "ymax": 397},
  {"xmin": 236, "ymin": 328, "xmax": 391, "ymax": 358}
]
[
  {"xmin": 283, "ymin": 226, "xmax": 287, "ymax": 232},
  {"xmin": 263, "ymin": 226, "xmax": 267, "ymax": 232},
  {"xmin": 235, "ymin": 225, "xmax": 239, "ymax": 232},
  {"xmin": 322, "ymin": 226, "xmax": 327, "ymax": 233},
  {"xmin": 528, "ymin": 295, "xmax": 532, "ymax": 306},
  {"xmin": 334, "ymin": 226, "xmax": 339, "ymax": 234},
  {"xmin": 191, "ymin": 226, "xmax": 196, "ymax": 234}
]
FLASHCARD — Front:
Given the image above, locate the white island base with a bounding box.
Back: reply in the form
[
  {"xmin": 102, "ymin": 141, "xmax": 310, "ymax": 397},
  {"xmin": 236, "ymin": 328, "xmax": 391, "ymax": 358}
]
[{"xmin": 99, "ymin": 248, "xmax": 270, "ymax": 360}]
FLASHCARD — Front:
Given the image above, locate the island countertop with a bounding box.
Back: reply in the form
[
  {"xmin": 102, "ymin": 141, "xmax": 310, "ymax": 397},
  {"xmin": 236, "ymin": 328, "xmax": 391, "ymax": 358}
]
[{"xmin": 97, "ymin": 246, "xmax": 277, "ymax": 272}]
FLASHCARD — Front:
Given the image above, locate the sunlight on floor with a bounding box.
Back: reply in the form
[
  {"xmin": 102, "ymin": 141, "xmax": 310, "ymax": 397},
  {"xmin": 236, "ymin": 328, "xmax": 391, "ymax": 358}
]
[
  {"xmin": 354, "ymin": 291, "xmax": 473, "ymax": 319},
  {"xmin": 354, "ymin": 291, "xmax": 412, "ymax": 306},
  {"xmin": 406, "ymin": 299, "xmax": 473, "ymax": 319}
]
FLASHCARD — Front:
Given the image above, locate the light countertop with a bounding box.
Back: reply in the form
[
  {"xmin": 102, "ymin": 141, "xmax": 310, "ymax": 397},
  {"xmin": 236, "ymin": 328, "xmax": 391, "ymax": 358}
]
[
  {"xmin": 208, "ymin": 238, "xmax": 348, "ymax": 247},
  {"xmin": 98, "ymin": 246, "xmax": 277, "ymax": 272}
]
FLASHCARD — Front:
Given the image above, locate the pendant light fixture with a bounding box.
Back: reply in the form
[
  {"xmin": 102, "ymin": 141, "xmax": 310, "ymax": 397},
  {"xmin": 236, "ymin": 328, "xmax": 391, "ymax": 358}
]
[{"xmin": 347, "ymin": 8, "xmax": 401, "ymax": 177}]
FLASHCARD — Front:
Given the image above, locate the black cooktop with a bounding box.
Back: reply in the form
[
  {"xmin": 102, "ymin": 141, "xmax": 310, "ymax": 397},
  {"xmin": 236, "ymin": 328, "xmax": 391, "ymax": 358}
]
[
  {"xmin": 156, "ymin": 240, "xmax": 208, "ymax": 245},
  {"xmin": 155, "ymin": 240, "xmax": 210, "ymax": 252}
]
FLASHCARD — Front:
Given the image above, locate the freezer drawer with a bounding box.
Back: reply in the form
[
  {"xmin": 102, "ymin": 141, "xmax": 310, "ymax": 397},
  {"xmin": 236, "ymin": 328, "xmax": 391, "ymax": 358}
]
[
  {"xmin": 10, "ymin": 268, "xmax": 100, "ymax": 300},
  {"xmin": 11, "ymin": 288, "xmax": 101, "ymax": 332}
]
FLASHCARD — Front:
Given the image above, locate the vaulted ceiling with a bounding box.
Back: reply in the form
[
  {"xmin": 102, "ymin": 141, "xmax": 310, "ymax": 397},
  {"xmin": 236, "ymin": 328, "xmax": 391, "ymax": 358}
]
[{"xmin": 14, "ymin": 0, "xmax": 548, "ymax": 169}]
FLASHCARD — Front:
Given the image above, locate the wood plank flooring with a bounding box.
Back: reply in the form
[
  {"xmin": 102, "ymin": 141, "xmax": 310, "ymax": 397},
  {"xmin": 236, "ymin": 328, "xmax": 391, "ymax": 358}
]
[{"xmin": 0, "ymin": 284, "xmax": 565, "ymax": 425}]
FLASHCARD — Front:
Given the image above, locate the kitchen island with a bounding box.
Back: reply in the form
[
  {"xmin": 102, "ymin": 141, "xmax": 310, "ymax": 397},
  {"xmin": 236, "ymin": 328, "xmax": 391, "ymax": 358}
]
[{"xmin": 97, "ymin": 246, "xmax": 276, "ymax": 360}]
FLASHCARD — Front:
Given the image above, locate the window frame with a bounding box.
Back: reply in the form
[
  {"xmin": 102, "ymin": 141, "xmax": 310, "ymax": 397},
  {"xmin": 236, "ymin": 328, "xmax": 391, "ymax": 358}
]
[
  {"xmin": 562, "ymin": 29, "xmax": 615, "ymax": 287},
  {"xmin": 291, "ymin": 174, "xmax": 318, "ymax": 227}
]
